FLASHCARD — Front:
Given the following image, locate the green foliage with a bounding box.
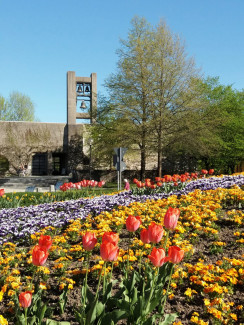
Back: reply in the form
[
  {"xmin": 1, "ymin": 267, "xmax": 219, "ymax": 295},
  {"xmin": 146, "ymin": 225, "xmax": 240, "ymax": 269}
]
[
  {"xmin": 13, "ymin": 289, "xmax": 53, "ymax": 325},
  {"xmin": 74, "ymin": 260, "xmax": 178, "ymax": 325},
  {"xmin": 0, "ymin": 91, "xmax": 37, "ymax": 121},
  {"xmin": 196, "ymin": 78, "xmax": 244, "ymax": 173},
  {"xmin": 0, "ymin": 187, "xmax": 118, "ymax": 209},
  {"xmin": 92, "ymin": 16, "xmax": 202, "ymax": 178}
]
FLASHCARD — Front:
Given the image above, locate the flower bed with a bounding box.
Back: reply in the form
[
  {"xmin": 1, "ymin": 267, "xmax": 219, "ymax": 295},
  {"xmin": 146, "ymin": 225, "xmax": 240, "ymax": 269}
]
[
  {"xmin": 0, "ymin": 174, "xmax": 243, "ymax": 246},
  {"xmin": 0, "ymin": 174, "xmax": 243, "ymax": 324}
]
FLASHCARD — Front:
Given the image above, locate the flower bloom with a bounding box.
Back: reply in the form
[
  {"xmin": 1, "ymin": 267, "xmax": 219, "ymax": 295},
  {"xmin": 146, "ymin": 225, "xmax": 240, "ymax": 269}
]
[
  {"xmin": 38, "ymin": 235, "xmax": 52, "ymax": 250},
  {"xmin": 19, "ymin": 291, "xmax": 32, "ymax": 308},
  {"xmin": 100, "ymin": 241, "xmax": 119, "ymax": 261},
  {"xmin": 32, "ymin": 245, "xmax": 49, "ymax": 266},
  {"xmin": 82, "ymin": 232, "xmax": 97, "ymax": 251},
  {"xmin": 126, "ymin": 215, "xmax": 141, "ymax": 232},
  {"xmin": 148, "ymin": 247, "xmax": 169, "ymax": 267},
  {"xmin": 201, "ymin": 169, "xmax": 208, "ymax": 175},
  {"xmin": 102, "ymin": 232, "xmax": 119, "ymax": 245},
  {"xmin": 0, "ymin": 189, "xmax": 4, "ymax": 197},
  {"xmin": 164, "ymin": 207, "xmax": 180, "ymax": 230},
  {"xmin": 148, "ymin": 222, "xmax": 164, "ymax": 243},
  {"xmin": 140, "ymin": 228, "xmax": 150, "ymax": 244},
  {"xmin": 167, "ymin": 246, "xmax": 184, "ymax": 264},
  {"xmin": 208, "ymin": 169, "xmax": 214, "ymax": 175}
]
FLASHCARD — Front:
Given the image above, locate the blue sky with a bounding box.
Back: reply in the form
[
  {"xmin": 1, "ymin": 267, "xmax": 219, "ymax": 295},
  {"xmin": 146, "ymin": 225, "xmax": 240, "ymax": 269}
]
[{"xmin": 0, "ymin": 0, "xmax": 243, "ymax": 123}]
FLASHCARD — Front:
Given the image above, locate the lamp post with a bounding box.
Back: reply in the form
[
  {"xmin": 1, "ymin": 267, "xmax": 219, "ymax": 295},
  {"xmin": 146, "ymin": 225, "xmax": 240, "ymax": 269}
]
[{"xmin": 88, "ymin": 138, "xmax": 93, "ymax": 180}]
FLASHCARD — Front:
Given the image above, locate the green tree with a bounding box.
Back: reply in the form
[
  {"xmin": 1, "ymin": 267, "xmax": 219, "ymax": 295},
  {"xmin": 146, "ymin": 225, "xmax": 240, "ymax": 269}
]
[
  {"xmin": 102, "ymin": 17, "xmax": 202, "ymax": 179},
  {"xmin": 199, "ymin": 79, "xmax": 244, "ymax": 173},
  {"xmin": 0, "ymin": 91, "xmax": 37, "ymax": 121},
  {"xmin": 0, "ymin": 96, "xmax": 9, "ymax": 120},
  {"xmin": 163, "ymin": 78, "xmax": 244, "ymax": 174}
]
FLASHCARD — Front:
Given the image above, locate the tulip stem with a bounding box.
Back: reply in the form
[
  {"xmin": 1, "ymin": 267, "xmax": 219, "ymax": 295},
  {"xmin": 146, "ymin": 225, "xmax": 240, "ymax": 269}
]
[
  {"xmin": 109, "ymin": 261, "xmax": 114, "ymax": 283},
  {"xmin": 24, "ymin": 307, "xmax": 27, "ymax": 325},
  {"xmin": 83, "ymin": 252, "xmax": 91, "ymax": 306},
  {"xmin": 103, "ymin": 262, "xmax": 107, "ymax": 295},
  {"xmin": 161, "ymin": 263, "xmax": 174, "ymax": 312},
  {"xmin": 143, "ymin": 269, "xmax": 156, "ymax": 321},
  {"xmin": 95, "ymin": 264, "xmax": 103, "ymax": 301},
  {"xmin": 126, "ymin": 233, "xmax": 132, "ymax": 279}
]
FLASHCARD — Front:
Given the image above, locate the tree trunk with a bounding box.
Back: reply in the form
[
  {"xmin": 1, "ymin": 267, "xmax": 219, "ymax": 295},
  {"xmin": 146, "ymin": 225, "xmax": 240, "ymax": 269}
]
[
  {"xmin": 157, "ymin": 131, "xmax": 162, "ymax": 177},
  {"xmin": 140, "ymin": 147, "xmax": 146, "ymax": 180},
  {"xmin": 158, "ymin": 149, "xmax": 162, "ymax": 178}
]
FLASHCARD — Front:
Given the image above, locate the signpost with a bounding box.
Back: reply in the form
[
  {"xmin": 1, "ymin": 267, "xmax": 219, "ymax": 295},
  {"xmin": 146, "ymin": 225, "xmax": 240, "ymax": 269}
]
[{"xmin": 113, "ymin": 147, "xmax": 127, "ymax": 190}]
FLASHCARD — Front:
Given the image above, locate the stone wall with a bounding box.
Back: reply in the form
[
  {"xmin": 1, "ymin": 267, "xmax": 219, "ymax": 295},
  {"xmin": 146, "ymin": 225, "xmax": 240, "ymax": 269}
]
[
  {"xmin": 0, "ymin": 121, "xmax": 70, "ymax": 175},
  {"xmin": 0, "ymin": 120, "xmax": 158, "ymax": 178}
]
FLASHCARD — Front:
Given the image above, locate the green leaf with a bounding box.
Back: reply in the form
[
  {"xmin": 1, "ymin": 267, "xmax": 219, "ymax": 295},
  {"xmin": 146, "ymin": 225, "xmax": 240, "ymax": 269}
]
[
  {"xmin": 100, "ymin": 310, "xmax": 127, "ymax": 325},
  {"xmin": 158, "ymin": 313, "xmax": 178, "ymax": 325},
  {"xmin": 116, "ymin": 299, "xmax": 131, "ymax": 311},
  {"xmin": 113, "ymin": 286, "xmax": 125, "ymax": 299},
  {"xmin": 28, "ymin": 316, "xmax": 37, "ymax": 325},
  {"xmin": 37, "ymin": 303, "xmax": 47, "ymax": 322},
  {"xmin": 86, "ymin": 286, "xmax": 95, "ymax": 304},
  {"xmin": 86, "ymin": 299, "xmax": 101, "ymax": 324},
  {"xmin": 147, "ymin": 288, "xmax": 162, "ymax": 313},
  {"xmin": 134, "ymin": 295, "xmax": 144, "ymax": 318},
  {"xmin": 96, "ymin": 301, "xmax": 105, "ymax": 318},
  {"xmin": 142, "ymin": 317, "xmax": 154, "ymax": 325},
  {"xmin": 131, "ymin": 287, "xmax": 138, "ymax": 305},
  {"xmin": 102, "ymin": 281, "xmax": 113, "ymax": 303},
  {"xmin": 46, "ymin": 320, "xmax": 71, "ymax": 325}
]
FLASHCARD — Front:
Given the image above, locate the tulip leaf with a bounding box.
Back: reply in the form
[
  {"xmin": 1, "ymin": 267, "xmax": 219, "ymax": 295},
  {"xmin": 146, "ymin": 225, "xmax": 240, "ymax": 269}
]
[
  {"xmin": 134, "ymin": 295, "xmax": 144, "ymax": 319},
  {"xmin": 147, "ymin": 288, "xmax": 162, "ymax": 314},
  {"xmin": 113, "ymin": 286, "xmax": 125, "ymax": 299},
  {"xmin": 131, "ymin": 287, "xmax": 138, "ymax": 305},
  {"xmin": 38, "ymin": 303, "xmax": 47, "ymax": 322},
  {"xmin": 116, "ymin": 299, "xmax": 131, "ymax": 311},
  {"xmin": 85, "ymin": 286, "xmax": 95, "ymax": 304},
  {"xmin": 46, "ymin": 320, "xmax": 71, "ymax": 325},
  {"xmin": 100, "ymin": 310, "xmax": 127, "ymax": 324},
  {"xmin": 96, "ymin": 301, "xmax": 105, "ymax": 318},
  {"xmin": 158, "ymin": 313, "xmax": 178, "ymax": 324},
  {"xmin": 102, "ymin": 281, "xmax": 114, "ymax": 303}
]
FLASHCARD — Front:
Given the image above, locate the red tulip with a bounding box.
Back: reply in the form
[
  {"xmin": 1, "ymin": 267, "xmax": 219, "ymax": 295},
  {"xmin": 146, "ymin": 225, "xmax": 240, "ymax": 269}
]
[
  {"xmin": 32, "ymin": 245, "xmax": 49, "ymax": 266},
  {"xmin": 38, "ymin": 235, "xmax": 52, "ymax": 251},
  {"xmin": 164, "ymin": 175, "xmax": 172, "ymax": 182},
  {"xmin": 201, "ymin": 169, "xmax": 208, "ymax": 175},
  {"xmin": 98, "ymin": 181, "xmax": 105, "ymax": 187},
  {"xmin": 126, "ymin": 215, "xmax": 141, "ymax": 232},
  {"xmin": 208, "ymin": 169, "xmax": 214, "ymax": 175},
  {"xmin": 100, "ymin": 241, "xmax": 119, "ymax": 261},
  {"xmin": 19, "ymin": 291, "xmax": 32, "ymax": 308},
  {"xmin": 164, "ymin": 207, "xmax": 180, "ymax": 230},
  {"xmin": 102, "ymin": 232, "xmax": 119, "ymax": 245},
  {"xmin": 148, "ymin": 247, "xmax": 169, "ymax": 267},
  {"xmin": 180, "ymin": 175, "xmax": 187, "ymax": 182},
  {"xmin": 0, "ymin": 189, "xmax": 4, "ymax": 196},
  {"xmin": 140, "ymin": 228, "xmax": 150, "ymax": 244},
  {"xmin": 167, "ymin": 246, "xmax": 184, "ymax": 264},
  {"xmin": 148, "ymin": 222, "xmax": 164, "ymax": 243},
  {"xmin": 82, "ymin": 232, "xmax": 97, "ymax": 251}
]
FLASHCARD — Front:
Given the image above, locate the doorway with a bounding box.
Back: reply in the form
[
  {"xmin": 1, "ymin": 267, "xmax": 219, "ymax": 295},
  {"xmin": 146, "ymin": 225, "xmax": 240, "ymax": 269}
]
[{"xmin": 32, "ymin": 153, "xmax": 48, "ymax": 176}]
